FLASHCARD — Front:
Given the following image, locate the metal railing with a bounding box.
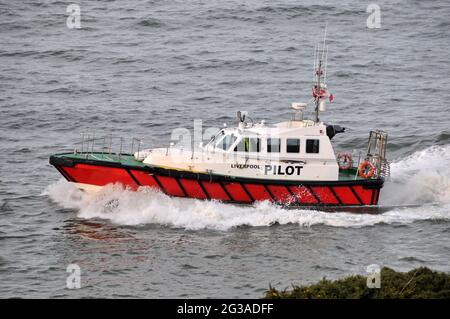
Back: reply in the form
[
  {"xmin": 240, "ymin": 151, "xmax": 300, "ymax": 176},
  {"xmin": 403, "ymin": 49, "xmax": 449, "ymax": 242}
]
[
  {"xmin": 379, "ymin": 158, "xmax": 391, "ymax": 178},
  {"xmin": 363, "ymin": 130, "xmax": 390, "ymax": 178},
  {"xmin": 73, "ymin": 131, "xmax": 145, "ymax": 160}
]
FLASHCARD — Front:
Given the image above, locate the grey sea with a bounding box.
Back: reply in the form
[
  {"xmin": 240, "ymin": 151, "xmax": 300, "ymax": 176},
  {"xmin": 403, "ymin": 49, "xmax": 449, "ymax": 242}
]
[{"xmin": 1, "ymin": 0, "xmax": 449, "ymax": 298}]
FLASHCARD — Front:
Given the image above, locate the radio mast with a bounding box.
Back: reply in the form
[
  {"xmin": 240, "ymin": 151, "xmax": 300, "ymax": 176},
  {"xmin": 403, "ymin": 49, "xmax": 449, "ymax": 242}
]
[{"xmin": 313, "ymin": 24, "xmax": 329, "ymax": 123}]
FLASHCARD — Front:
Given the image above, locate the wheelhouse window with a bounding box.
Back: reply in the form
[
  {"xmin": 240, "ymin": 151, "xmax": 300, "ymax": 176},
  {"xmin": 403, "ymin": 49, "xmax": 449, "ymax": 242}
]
[
  {"xmin": 286, "ymin": 138, "xmax": 300, "ymax": 153},
  {"xmin": 306, "ymin": 139, "xmax": 320, "ymax": 153},
  {"xmin": 234, "ymin": 137, "xmax": 260, "ymax": 152},
  {"xmin": 267, "ymin": 138, "xmax": 280, "ymax": 153},
  {"xmin": 217, "ymin": 134, "xmax": 238, "ymax": 151}
]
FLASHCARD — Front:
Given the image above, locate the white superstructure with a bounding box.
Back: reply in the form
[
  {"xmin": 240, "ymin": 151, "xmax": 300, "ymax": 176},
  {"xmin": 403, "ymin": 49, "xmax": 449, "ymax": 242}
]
[{"xmin": 138, "ymin": 117, "xmax": 339, "ymax": 181}]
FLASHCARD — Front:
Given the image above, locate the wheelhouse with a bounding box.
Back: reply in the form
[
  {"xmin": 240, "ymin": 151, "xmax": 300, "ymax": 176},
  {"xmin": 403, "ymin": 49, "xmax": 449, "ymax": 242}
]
[{"xmin": 203, "ymin": 122, "xmax": 335, "ymax": 163}]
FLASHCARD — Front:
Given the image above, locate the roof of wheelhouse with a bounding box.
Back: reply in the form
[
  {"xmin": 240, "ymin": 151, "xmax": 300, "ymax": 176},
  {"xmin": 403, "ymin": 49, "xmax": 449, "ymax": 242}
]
[{"xmin": 223, "ymin": 120, "xmax": 327, "ymax": 137}]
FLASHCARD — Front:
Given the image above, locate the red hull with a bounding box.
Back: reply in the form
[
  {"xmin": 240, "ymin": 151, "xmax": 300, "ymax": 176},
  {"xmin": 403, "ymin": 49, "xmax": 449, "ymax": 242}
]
[{"xmin": 52, "ymin": 159, "xmax": 382, "ymax": 207}]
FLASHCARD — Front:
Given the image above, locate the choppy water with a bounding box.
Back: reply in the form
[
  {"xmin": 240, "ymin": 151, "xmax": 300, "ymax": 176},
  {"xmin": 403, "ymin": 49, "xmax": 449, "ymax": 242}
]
[{"xmin": 1, "ymin": 0, "xmax": 450, "ymax": 298}]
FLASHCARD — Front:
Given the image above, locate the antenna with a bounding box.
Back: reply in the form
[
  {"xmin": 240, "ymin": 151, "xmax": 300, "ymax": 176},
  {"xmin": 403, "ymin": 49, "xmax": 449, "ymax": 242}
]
[
  {"xmin": 313, "ymin": 44, "xmax": 317, "ymax": 81},
  {"xmin": 324, "ymin": 45, "xmax": 328, "ymax": 84},
  {"xmin": 313, "ymin": 23, "xmax": 329, "ymax": 123},
  {"xmin": 321, "ymin": 22, "xmax": 328, "ymax": 61}
]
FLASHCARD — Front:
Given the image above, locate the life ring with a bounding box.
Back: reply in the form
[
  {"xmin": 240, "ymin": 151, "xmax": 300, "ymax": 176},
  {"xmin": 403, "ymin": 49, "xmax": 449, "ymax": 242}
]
[
  {"xmin": 358, "ymin": 161, "xmax": 376, "ymax": 178},
  {"xmin": 337, "ymin": 153, "xmax": 353, "ymax": 170}
]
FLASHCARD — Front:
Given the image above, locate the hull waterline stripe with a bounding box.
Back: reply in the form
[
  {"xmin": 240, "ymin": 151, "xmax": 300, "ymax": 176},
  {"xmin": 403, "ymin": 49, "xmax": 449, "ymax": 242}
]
[
  {"xmin": 178, "ymin": 179, "xmax": 207, "ymax": 199},
  {"xmin": 285, "ymin": 186, "xmax": 298, "ymax": 206},
  {"xmin": 244, "ymin": 184, "xmax": 272, "ymax": 202},
  {"xmin": 151, "ymin": 175, "xmax": 166, "ymax": 194},
  {"xmin": 126, "ymin": 169, "xmax": 141, "ymax": 186},
  {"xmin": 328, "ymin": 186, "xmax": 343, "ymax": 205},
  {"xmin": 223, "ymin": 183, "xmax": 252, "ymax": 202},
  {"xmin": 288, "ymin": 186, "xmax": 318, "ymax": 204},
  {"xmin": 55, "ymin": 166, "xmax": 70, "ymax": 182},
  {"xmin": 201, "ymin": 181, "xmax": 230, "ymax": 201},
  {"xmin": 263, "ymin": 184, "xmax": 275, "ymax": 202},
  {"xmin": 268, "ymin": 185, "xmax": 293, "ymax": 204},
  {"xmin": 197, "ymin": 181, "xmax": 210, "ymax": 200},
  {"xmin": 219, "ymin": 182, "xmax": 233, "ymax": 202},
  {"xmin": 175, "ymin": 178, "xmax": 187, "ymax": 197},
  {"xmin": 375, "ymin": 189, "xmax": 381, "ymax": 205},
  {"xmin": 156, "ymin": 176, "xmax": 185, "ymax": 197},
  {"xmin": 348, "ymin": 185, "xmax": 364, "ymax": 205},
  {"xmin": 370, "ymin": 188, "xmax": 376, "ymax": 205},
  {"xmin": 371, "ymin": 189, "xmax": 379, "ymax": 205},
  {"xmin": 305, "ymin": 185, "xmax": 321, "ymax": 204},
  {"xmin": 240, "ymin": 183, "xmax": 255, "ymax": 202},
  {"xmin": 57, "ymin": 166, "xmax": 75, "ymax": 182},
  {"xmin": 352, "ymin": 185, "xmax": 374, "ymax": 204}
]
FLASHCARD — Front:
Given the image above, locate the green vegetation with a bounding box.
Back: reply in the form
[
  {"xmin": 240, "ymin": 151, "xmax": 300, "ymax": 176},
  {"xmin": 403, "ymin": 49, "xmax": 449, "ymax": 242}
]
[{"xmin": 265, "ymin": 267, "xmax": 450, "ymax": 299}]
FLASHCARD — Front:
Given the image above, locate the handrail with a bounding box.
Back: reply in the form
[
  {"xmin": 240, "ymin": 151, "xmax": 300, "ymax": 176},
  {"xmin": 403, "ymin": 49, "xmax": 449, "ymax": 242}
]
[
  {"xmin": 361, "ymin": 130, "xmax": 390, "ymax": 178},
  {"xmin": 73, "ymin": 131, "xmax": 147, "ymax": 160}
]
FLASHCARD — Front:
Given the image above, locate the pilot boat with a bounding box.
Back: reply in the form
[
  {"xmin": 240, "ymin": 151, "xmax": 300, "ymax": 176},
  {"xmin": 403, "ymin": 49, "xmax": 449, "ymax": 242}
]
[{"xmin": 49, "ymin": 44, "xmax": 390, "ymax": 207}]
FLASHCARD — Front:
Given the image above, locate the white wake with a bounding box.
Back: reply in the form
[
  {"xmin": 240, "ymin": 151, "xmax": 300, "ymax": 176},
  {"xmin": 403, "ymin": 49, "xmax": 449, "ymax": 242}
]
[{"xmin": 381, "ymin": 144, "xmax": 450, "ymax": 205}]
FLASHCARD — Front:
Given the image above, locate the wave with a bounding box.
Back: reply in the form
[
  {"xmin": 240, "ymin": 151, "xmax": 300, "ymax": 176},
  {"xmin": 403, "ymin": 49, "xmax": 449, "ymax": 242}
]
[
  {"xmin": 44, "ymin": 179, "xmax": 450, "ymax": 231},
  {"xmin": 381, "ymin": 144, "xmax": 450, "ymax": 205},
  {"xmin": 136, "ymin": 18, "xmax": 164, "ymax": 28}
]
